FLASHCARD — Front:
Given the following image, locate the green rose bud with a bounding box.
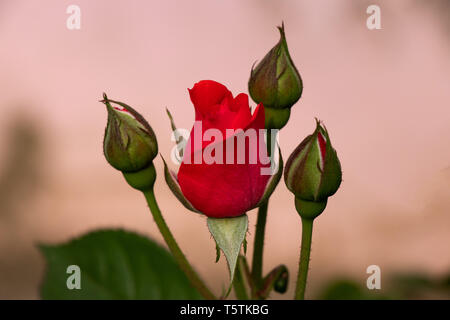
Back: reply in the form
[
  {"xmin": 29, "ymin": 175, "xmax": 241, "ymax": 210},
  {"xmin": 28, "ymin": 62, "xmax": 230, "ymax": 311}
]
[
  {"xmin": 284, "ymin": 120, "xmax": 342, "ymax": 219},
  {"xmin": 273, "ymin": 265, "xmax": 289, "ymax": 294},
  {"xmin": 101, "ymin": 93, "xmax": 158, "ymax": 191},
  {"xmin": 248, "ymin": 22, "xmax": 303, "ymax": 129},
  {"xmin": 258, "ymin": 264, "xmax": 289, "ymax": 299}
]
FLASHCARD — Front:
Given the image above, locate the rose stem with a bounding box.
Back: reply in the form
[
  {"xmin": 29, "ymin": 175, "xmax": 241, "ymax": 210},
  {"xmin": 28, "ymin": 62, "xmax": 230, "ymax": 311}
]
[
  {"xmin": 251, "ymin": 201, "xmax": 268, "ymax": 292},
  {"xmin": 251, "ymin": 130, "xmax": 273, "ymax": 295},
  {"xmin": 294, "ymin": 217, "xmax": 314, "ymax": 300},
  {"xmin": 233, "ymin": 258, "xmax": 249, "ymax": 300},
  {"xmin": 143, "ymin": 189, "xmax": 216, "ymax": 300}
]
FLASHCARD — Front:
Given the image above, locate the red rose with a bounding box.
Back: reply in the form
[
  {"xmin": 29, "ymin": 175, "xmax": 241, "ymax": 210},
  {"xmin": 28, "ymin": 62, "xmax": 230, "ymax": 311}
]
[{"xmin": 176, "ymin": 80, "xmax": 273, "ymax": 218}]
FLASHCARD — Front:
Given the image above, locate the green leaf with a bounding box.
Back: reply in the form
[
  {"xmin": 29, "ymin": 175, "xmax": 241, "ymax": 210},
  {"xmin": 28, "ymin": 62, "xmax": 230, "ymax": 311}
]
[
  {"xmin": 39, "ymin": 229, "xmax": 202, "ymax": 300},
  {"xmin": 317, "ymin": 278, "xmax": 389, "ymax": 300},
  {"xmin": 207, "ymin": 215, "xmax": 248, "ymax": 285}
]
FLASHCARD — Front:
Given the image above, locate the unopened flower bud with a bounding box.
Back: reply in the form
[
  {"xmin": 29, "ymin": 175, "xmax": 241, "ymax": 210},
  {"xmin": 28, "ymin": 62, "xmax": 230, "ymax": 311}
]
[
  {"xmin": 273, "ymin": 265, "xmax": 289, "ymax": 294},
  {"xmin": 284, "ymin": 120, "xmax": 342, "ymax": 219},
  {"xmin": 249, "ymin": 23, "xmax": 303, "ymax": 129},
  {"xmin": 102, "ymin": 93, "xmax": 158, "ymax": 191},
  {"xmin": 259, "ymin": 264, "xmax": 289, "ymax": 298}
]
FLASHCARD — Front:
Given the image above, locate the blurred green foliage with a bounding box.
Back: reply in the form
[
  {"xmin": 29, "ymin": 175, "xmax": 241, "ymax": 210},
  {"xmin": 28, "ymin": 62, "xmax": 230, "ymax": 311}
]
[
  {"xmin": 40, "ymin": 229, "xmax": 202, "ymax": 300},
  {"xmin": 318, "ymin": 272, "xmax": 450, "ymax": 300}
]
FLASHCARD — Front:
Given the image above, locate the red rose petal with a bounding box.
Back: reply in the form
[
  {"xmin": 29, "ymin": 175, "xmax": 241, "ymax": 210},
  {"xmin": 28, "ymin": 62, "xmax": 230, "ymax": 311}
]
[
  {"xmin": 188, "ymin": 80, "xmax": 232, "ymax": 120},
  {"xmin": 317, "ymin": 131, "xmax": 327, "ymax": 168},
  {"xmin": 178, "ymin": 83, "xmax": 270, "ymax": 218}
]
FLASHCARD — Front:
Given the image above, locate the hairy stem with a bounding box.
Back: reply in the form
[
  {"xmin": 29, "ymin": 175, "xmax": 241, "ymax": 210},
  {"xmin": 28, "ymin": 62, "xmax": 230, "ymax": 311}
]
[
  {"xmin": 295, "ymin": 217, "xmax": 314, "ymax": 300},
  {"xmin": 233, "ymin": 257, "xmax": 249, "ymax": 300},
  {"xmin": 143, "ymin": 189, "xmax": 216, "ymax": 300},
  {"xmin": 251, "ymin": 201, "xmax": 268, "ymax": 291},
  {"xmin": 251, "ymin": 129, "xmax": 274, "ymax": 294}
]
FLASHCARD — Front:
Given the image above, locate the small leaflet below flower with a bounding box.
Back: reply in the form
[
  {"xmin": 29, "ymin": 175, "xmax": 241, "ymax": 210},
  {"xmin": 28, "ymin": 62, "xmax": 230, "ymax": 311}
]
[{"xmin": 207, "ymin": 214, "xmax": 248, "ymax": 296}]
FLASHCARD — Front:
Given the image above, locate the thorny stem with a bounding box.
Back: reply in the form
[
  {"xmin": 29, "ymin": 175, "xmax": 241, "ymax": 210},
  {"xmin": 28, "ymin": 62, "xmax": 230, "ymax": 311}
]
[
  {"xmin": 251, "ymin": 201, "xmax": 268, "ymax": 291},
  {"xmin": 251, "ymin": 130, "xmax": 273, "ymax": 295},
  {"xmin": 294, "ymin": 217, "xmax": 314, "ymax": 300},
  {"xmin": 143, "ymin": 189, "xmax": 216, "ymax": 300}
]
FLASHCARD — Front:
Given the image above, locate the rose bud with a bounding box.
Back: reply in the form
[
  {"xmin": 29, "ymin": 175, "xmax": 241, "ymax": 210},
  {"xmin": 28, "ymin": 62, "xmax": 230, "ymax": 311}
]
[
  {"xmin": 102, "ymin": 93, "xmax": 158, "ymax": 191},
  {"xmin": 284, "ymin": 120, "xmax": 341, "ymax": 219},
  {"xmin": 248, "ymin": 22, "xmax": 303, "ymax": 129},
  {"xmin": 163, "ymin": 80, "xmax": 283, "ymax": 218},
  {"xmin": 258, "ymin": 264, "xmax": 289, "ymax": 299}
]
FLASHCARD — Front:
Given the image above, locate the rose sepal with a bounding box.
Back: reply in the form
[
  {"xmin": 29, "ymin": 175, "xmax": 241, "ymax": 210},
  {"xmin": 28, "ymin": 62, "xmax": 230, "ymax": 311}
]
[
  {"xmin": 161, "ymin": 155, "xmax": 202, "ymax": 214},
  {"xmin": 207, "ymin": 214, "xmax": 249, "ymax": 296},
  {"xmin": 252, "ymin": 147, "xmax": 284, "ymax": 209}
]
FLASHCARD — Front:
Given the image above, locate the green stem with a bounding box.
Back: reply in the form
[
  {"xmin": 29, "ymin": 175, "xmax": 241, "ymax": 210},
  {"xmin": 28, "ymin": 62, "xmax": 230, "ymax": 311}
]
[
  {"xmin": 251, "ymin": 201, "xmax": 268, "ymax": 290},
  {"xmin": 251, "ymin": 129, "xmax": 274, "ymax": 295},
  {"xmin": 143, "ymin": 189, "xmax": 216, "ymax": 300},
  {"xmin": 233, "ymin": 256, "xmax": 249, "ymax": 300},
  {"xmin": 295, "ymin": 217, "xmax": 314, "ymax": 300}
]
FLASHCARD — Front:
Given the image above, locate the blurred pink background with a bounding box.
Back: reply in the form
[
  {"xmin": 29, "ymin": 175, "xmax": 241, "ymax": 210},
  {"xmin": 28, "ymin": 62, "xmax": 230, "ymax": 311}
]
[{"xmin": 0, "ymin": 0, "xmax": 449, "ymax": 299}]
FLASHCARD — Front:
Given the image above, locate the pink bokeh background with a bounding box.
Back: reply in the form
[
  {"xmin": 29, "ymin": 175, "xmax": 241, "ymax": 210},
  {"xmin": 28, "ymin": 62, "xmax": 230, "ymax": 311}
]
[{"xmin": 0, "ymin": 0, "xmax": 449, "ymax": 299}]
